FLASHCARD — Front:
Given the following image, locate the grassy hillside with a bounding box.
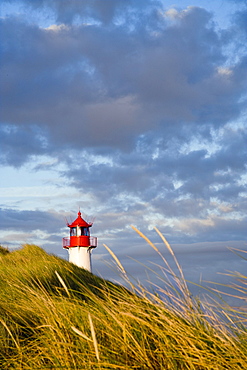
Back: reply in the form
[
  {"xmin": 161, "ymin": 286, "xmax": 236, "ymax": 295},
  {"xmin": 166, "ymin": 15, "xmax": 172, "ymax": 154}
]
[{"xmin": 0, "ymin": 234, "xmax": 246, "ymax": 369}]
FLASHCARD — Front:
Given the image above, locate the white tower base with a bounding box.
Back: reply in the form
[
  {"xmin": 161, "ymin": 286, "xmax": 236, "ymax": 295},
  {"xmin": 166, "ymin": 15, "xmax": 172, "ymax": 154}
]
[{"xmin": 68, "ymin": 247, "xmax": 92, "ymax": 272}]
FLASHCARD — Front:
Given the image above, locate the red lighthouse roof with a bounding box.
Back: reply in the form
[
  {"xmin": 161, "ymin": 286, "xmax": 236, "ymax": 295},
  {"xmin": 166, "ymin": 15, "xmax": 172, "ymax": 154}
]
[{"xmin": 67, "ymin": 211, "xmax": 92, "ymax": 228}]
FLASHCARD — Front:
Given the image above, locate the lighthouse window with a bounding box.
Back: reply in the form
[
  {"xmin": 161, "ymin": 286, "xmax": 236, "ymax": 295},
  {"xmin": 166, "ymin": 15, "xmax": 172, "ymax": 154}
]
[
  {"xmin": 70, "ymin": 227, "xmax": 77, "ymax": 236},
  {"xmin": 81, "ymin": 227, "xmax": 89, "ymax": 236}
]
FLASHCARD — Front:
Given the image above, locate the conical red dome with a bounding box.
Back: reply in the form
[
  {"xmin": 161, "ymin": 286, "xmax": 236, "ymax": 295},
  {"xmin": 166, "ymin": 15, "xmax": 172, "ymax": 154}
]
[{"xmin": 67, "ymin": 211, "xmax": 92, "ymax": 228}]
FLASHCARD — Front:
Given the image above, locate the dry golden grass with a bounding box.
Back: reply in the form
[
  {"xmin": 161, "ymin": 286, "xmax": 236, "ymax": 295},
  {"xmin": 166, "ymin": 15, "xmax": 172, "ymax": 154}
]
[{"xmin": 0, "ymin": 229, "xmax": 246, "ymax": 369}]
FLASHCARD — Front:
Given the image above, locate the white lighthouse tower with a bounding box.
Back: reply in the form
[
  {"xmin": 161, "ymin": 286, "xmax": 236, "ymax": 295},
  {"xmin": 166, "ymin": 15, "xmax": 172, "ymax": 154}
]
[{"xmin": 62, "ymin": 211, "xmax": 97, "ymax": 272}]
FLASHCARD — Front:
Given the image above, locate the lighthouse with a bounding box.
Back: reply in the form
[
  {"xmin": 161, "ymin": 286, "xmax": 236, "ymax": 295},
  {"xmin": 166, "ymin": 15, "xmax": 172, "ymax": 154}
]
[{"xmin": 62, "ymin": 211, "xmax": 97, "ymax": 272}]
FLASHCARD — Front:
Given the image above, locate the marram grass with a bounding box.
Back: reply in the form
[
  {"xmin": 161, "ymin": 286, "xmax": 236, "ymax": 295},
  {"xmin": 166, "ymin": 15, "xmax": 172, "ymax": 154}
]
[{"xmin": 0, "ymin": 229, "xmax": 246, "ymax": 370}]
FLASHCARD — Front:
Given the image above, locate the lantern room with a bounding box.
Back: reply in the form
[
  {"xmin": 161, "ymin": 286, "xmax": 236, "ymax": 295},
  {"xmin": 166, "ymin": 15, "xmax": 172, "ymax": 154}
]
[{"xmin": 62, "ymin": 211, "xmax": 97, "ymax": 250}]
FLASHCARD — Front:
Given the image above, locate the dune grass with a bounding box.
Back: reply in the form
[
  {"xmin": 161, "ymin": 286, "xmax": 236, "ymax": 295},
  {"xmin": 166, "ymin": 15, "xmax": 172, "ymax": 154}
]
[
  {"xmin": 0, "ymin": 230, "xmax": 246, "ymax": 369},
  {"xmin": 0, "ymin": 245, "xmax": 10, "ymax": 256}
]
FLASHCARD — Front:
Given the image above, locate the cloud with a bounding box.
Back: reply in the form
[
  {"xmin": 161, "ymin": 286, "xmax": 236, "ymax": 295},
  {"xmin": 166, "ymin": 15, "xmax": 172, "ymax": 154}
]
[
  {"xmin": 0, "ymin": 124, "xmax": 48, "ymax": 167},
  {"xmin": 0, "ymin": 208, "xmax": 63, "ymax": 233},
  {"xmin": 1, "ymin": 4, "xmax": 247, "ymax": 166},
  {"xmin": 12, "ymin": 0, "xmax": 154, "ymax": 25}
]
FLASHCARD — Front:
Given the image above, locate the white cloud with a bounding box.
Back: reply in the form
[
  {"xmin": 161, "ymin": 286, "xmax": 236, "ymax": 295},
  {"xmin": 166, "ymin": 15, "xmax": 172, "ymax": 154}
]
[
  {"xmin": 217, "ymin": 66, "xmax": 233, "ymax": 76},
  {"xmin": 45, "ymin": 24, "xmax": 69, "ymax": 31},
  {"xmin": 164, "ymin": 8, "xmax": 179, "ymax": 19}
]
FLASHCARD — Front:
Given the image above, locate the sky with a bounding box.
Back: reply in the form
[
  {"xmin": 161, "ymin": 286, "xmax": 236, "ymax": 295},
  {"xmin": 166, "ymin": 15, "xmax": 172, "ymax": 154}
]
[{"xmin": 0, "ymin": 0, "xmax": 247, "ymax": 305}]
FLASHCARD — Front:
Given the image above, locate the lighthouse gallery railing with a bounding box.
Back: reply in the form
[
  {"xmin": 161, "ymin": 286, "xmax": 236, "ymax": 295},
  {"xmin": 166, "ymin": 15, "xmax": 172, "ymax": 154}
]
[{"xmin": 63, "ymin": 236, "xmax": 97, "ymax": 249}]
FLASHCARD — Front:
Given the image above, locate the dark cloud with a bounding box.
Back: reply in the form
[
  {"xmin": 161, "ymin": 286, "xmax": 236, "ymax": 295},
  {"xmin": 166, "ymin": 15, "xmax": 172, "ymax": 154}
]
[
  {"xmin": 0, "ymin": 208, "xmax": 63, "ymax": 233},
  {"xmin": 1, "ymin": 4, "xmax": 247, "ymax": 164},
  {"xmin": 0, "ymin": 124, "xmax": 48, "ymax": 167},
  {"xmin": 64, "ymin": 124, "xmax": 246, "ymax": 202},
  {"xmin": 9, "ymin": 0, "xmax": 156, "ymax": 25}
]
